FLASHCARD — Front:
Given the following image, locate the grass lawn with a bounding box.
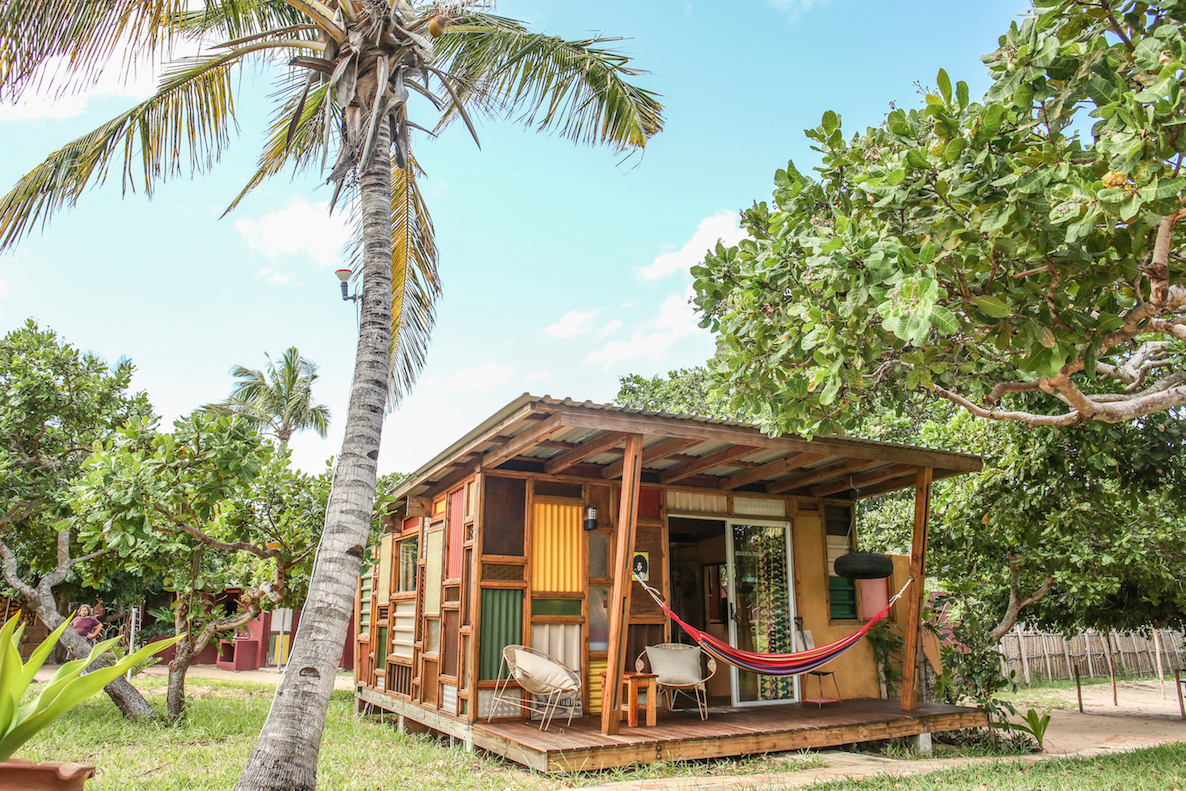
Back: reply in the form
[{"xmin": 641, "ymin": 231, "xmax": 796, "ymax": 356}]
[
  {"xmin": 805, "ymin": 744, "xmax": 1186, "ymax": 790},
  {"xmin": 18, "ymin": 676, "xmax": 822, "ymax": 790}
]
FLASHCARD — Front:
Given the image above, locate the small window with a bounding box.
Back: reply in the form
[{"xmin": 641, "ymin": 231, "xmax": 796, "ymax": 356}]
[
  {"xmin": 825, "ymin": 505, "xmax": 857, "ymax": 620},
  {"xmin": 588, "ymin": 533, "xmax": 610, "ymax": 579},
  {"xmin": 397, "ymin": 538, "xmax": 418, "ymax": 592}
]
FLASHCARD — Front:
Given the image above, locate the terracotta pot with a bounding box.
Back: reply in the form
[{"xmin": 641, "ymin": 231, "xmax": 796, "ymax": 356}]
[{"xmin": 1, "ymin": 759, "xmax": 96, "ymax": 791}]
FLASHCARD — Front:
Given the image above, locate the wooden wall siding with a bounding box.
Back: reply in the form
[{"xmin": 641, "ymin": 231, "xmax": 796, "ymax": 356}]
[
  {"xmin": 666, "ymin": 490, "xmax": 728, "ymax": 514},
  {"xmin": 532, "ymin": 503, "xmax": 582, "ymax": 592},
  {"xmin": 629, "ymin": 521, "xmax": 666, "ymax": 621},
  {"xmin": 442, "ymin": 610, "xmax": 461, "ymax": 677},
  {"xmin": 424, "ymin": 530, "xmax": 444, "ymax": 615},
  {"xmin": 792, "ymin": 512, "xmax": 880, "ymax": 699},
  {"xmin": 638, "ymin": 489, "xmax": 662, "ymax": 519},
  {"xmin": 391, "ymin": 599, "xmax": 415, "ymax": 659},
  {"xmin": 531, "ymin": 623, "xmax": 582, "ymax": 673},
  {"xmin": 482, "ymin": 476, "xmax": 527, "ymax": 556},
  {"xmin": 733, "ymin": 497, "xmax": 787, "ymax": 517},
  {"xmin": 447, "ymin": 488, "xmax": 465, "ymax": 579},
  {"xmin": 479, "ymin": 588, "xmax": 523, "ymax": 680}
]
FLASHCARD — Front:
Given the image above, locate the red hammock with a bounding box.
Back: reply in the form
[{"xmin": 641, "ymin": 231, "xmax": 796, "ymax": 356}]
[{"xmin": 636, "ymin": 577, "xmax": 910, "ymax": 676}]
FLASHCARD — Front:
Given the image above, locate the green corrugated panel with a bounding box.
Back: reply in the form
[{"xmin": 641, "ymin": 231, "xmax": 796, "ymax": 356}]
[
  {"xmin": 829, "ymin": 577, "xmax": 858, "ymax": 620},
  {"xmin": 479, "ymin": 588, "xmax": 523, "ymax": 680},
  {"xmin": 532, "ymin": 599, "xmax": 582, "ymax": 617}
]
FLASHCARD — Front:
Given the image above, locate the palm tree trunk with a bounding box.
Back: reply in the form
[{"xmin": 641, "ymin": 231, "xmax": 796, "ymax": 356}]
[{"xmin": 236, "ymin": 119, "xmax": 394, "ymax": 791}]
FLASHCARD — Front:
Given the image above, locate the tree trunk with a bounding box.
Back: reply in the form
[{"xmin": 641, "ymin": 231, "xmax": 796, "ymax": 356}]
[
  {"xmin": 166, "ymin": 644, "xmax": 194, "ymax": 722},
  {"xmin": 236, "ymin": 119, "xmax": 394, "ymax": 791},
  {"xmin": 38, "ymin": 602, "xmax": 157, "ymax": 720}
]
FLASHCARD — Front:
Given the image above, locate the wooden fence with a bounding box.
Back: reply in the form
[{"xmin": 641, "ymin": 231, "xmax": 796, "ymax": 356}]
[{"xmin": 998, "ymin": 628, "xmax": 1186, "ymax": 685}]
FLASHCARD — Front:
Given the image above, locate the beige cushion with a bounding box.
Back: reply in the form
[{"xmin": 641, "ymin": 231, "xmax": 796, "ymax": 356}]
[
  {"xmin": 513, "ymin": 649, "xmax": 577, "ymax": 695},
  {"xmin": 645, "ymin": 645, "xmax": 704, "ymax": 687}
]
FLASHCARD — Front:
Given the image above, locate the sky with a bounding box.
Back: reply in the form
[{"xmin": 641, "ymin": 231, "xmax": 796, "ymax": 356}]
[{"xmin": 0, "ymin": 0, "xmax": 1031, "ymax": 477}]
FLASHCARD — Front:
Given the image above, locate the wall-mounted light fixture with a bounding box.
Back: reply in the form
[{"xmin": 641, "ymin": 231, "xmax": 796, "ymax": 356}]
[
  {"xmin": 335, "ymin": 269, "xmax": 360, "ymax": 302},
  {"xmin": 583, "ymin": 506, "xmax": 598, "ymax": 531}
]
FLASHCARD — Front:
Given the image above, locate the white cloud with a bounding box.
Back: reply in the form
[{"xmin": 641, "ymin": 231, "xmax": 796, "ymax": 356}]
[
  {"xmin": 257, "ymin": 267, "xmax": 298, "ymax": 286},
  {"xmin": 637, "ymin": 212, "xmax": 746, "ymax": 281},
  {"xmin": 526, "ymin": 370, "xmax": 553, "ymax": 384},
  {"xmin": 235, "ymin": 198, "xmax": 353, "ymax": 266},
  {"xmin": 586, "ymin": 287, "xmax": 704, "ymax": 367},
  {"xmin": 545, "ymin": 309, "xmax": 601, "ymax": 339},
  {"xmin": 598, "ymin": 319, "xmax": 623, "ymax": 339},
  {"xmin": 437, "ymin": 362, "xmax": 515, "ymax": 394}
]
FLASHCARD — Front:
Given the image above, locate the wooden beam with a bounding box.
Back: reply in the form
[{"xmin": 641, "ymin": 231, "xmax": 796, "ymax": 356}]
[
  {"xmin": 602, "ymin": 433, "xmax": 643, "ymax": 736},
  {"xmin": 544, "ymin": 432, "xmax": 627, "ymax": 475},
  {"xmin": 601, "ymin": 437, "xmax": 700, "ymax": 479},
  {"xmin": 406, "ymin": 496, "xmax": 431, "ymax": 518},
  {"xmin": 555, "ymin": 407, "xmax": 982, "ymax": 473},
  {"xmin": 901, "ymin": 467, "xmax": 933, "ymax": 712},
  {"xmin": 719, "ymin": 452, "xmax": 829, "ymax": 490},
  {"xmin": 765, "ymin": 457, "xmax": 875, "ymax": 494},
  {"xmin": 658, "ymin": 444, "xmax": 762, "ymax": 485},
  {"xmin": 856, "ymin": 468, "xmax": 963, "ymax": 500},
  {"xmin": 480, "ymin": 413, "xmax": 564, "ymax": 470},
  {"xmin": 811, "ymin": 464, "xmax": 916, "ymax": 498}
]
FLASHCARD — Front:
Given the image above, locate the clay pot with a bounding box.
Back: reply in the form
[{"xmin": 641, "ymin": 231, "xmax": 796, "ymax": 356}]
[{"xmin": 1, "ymin": 759, "xmax": 96, "ymax": 791}]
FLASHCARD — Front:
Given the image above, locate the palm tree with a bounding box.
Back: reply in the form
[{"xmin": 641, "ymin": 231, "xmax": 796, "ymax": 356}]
[
  {"xmin": 203, "ymin": 347, "xmax": 331, "ymax": 446},
  {"xmin": 0, "ymin": 2, "xmax": 663, "ymax": 788}
]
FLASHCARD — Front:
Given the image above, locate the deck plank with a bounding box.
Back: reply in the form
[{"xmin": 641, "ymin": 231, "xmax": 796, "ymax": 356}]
[{"xmin": 471, "ymin": 699, "xmax": 986, "ymax": 772}]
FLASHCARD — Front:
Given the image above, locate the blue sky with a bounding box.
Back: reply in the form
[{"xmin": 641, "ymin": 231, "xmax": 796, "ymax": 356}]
[{"xmin": 0, "ymin": 0, "xmax": 1030, "ymax": 476}]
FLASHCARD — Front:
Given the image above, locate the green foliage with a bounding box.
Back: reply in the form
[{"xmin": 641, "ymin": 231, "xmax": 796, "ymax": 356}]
[
  {"xmin": 614, "ymin": 365, "xmax": 747, "ymax": 420},
  {"xmin": 200, "ymin": 347, "xmax": 331, "ymax": 446},
  {"xmin": 693, "ymin": 2, "xmax": 1186, "ymax": 434},
  {"xmin": 0, "ymin": 321, "xmax": 152, "ymax": 589},
  {"xmin": 993, "ymin": 707, "xmax": 1052, "ymax": 751},
  {"xmin": 933, "ymin": 593, "xmax": 1018, "ymax": 728},
  {"xmin": 0, "ymin": 613, "xmax": 180, "ymax": 761}
]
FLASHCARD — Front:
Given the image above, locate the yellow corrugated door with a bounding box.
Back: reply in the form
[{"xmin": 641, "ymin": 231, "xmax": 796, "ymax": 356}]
[{"xmin": 531, "ymin": 503, "xmax": 581, "ymax": 592}]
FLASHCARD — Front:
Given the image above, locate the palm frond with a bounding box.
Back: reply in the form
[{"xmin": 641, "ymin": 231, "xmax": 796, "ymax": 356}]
[
  {"xmin": 0, "ymin": 0, "xmax": 188, "ymax": 100},
  {"xmin": 224, "ymin": 73, "xmax": 334, "ymax": 216},
  {"xmin": 344, "ymin": 157, "xmax": 441, "ymax": 408},
  {"xmin": 0, "ymin": 49, "xmax": 252, "ymax": 251},
  {"xmin": 177, "ymin": 0, "xmax": 310, "ymax": 40},
  {"xmin": 433, "ymin": 13, "xmax": 664, "ymax": 152}
]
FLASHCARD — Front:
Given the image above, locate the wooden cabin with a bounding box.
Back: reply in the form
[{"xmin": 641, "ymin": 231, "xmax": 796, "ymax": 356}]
[{"xmin": 354, "ymin": 395, "xmax": 987, "ymax": 771}]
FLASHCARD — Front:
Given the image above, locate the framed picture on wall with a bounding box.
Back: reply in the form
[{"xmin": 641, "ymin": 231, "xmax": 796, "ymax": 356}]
[{"xmin": 632, "ymin": 551, "xmax": 649, "ymax": 582}]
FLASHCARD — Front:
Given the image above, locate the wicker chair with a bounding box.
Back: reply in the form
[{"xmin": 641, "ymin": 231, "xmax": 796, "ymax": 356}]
[
  {"xmin": 490, "ymin": 645, "xmax": 582, "ymax": 731},
  {"xmin": 636, "ymin": 643, "xmax": 717, "ymax": 720}
]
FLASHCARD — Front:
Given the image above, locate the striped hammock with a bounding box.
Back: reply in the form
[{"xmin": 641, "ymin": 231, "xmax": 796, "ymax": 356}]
[{"xmin": 635, "ymin": 576, "xmax": 911, "ymax": 676}]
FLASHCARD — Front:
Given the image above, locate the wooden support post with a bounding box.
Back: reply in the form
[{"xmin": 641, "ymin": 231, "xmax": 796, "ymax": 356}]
[
  {"xmin": 1176, "ymin": 667, "xmax": 1185, "ymax": 721},
  {"xmin": 1061, "ymin": 634, "xmax": 1073, "ymax": 682},
  {"xmin": 1017, "ymin": 626, "xmax": 1032, "ymax": 687},
  {"xmin": 1074, "ymin": 666, "xmax": 1083, "ymax": 713},
  {"xmin": 1105, "ymin": 629, "xmax": 1118, "ymax": 706},
  {"xmin": 1155, "ymin": 630, "xmax": 1167, "ymax": 699},
  {"xmin": 900, "ymin": 467, "xmax": 932, "ymax": 712},
  {"xmin": 601, "ymin": 433, "xmax": 644, "ymax": 736}
]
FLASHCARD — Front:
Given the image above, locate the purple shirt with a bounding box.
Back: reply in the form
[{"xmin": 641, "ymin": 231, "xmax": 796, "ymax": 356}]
[{"xmin": 72, "ymin": 616, "xmax": 100, "ymax": 638}]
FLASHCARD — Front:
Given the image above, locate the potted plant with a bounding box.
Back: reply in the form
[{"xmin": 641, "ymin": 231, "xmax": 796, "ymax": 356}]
[{"xmin": 1, "ymin": 613, "xmax": 181, "ymax": 790}]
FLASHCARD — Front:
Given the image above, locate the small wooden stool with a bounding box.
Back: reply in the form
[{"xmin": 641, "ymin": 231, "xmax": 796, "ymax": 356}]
[
  {"xmin": 600, "ymin": 671, "xmax": 658, "ymax": 727},
  {"xmin": 802, "ymin": 670, "xmax": 842, "ymax": 707}
]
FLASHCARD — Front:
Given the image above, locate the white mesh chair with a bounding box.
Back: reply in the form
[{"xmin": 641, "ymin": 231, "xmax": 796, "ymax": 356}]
[
  {"xmin": 636, "ymin": 643, "xmax": 717, "ymax": 720},
  {"xmin": 490, "ymin": 644, "xmax": 581, "ymax": 731}
]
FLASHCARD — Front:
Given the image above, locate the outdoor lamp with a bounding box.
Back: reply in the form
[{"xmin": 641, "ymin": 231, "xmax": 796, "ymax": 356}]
[
  {"xmin": 335, "ymin": 269, "xmax": 359, "ymax": 302},
  {"xmin": 583, "ymin": 506, "xmax": 598, "ymax": 531}
]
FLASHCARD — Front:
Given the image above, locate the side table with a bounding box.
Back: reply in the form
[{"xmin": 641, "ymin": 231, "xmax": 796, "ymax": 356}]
[{"xmin": 600, "ymin": 671, "xmax": 658, "ymax": 727}]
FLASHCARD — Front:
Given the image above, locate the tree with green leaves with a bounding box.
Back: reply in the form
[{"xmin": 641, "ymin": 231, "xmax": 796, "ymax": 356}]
[
  {"xmin": 694, "ymin": 0, "xmax": 1186, "ymax": 437},
  {"xmin": 1, "ymin": 3, "xmax": 661, "ymax": 785},
  {"xmin": 0, "ymin": 321, "xmax": 158, "ymax": 719},
  {"xmin": 74, "ymin": 414, "xmax": 326, "ymax": 721},
  {"xmin": 202, "ymin": 347, "xmax": 331, "ymax": 446},
  {"xmin": 614, "ymin": 364, "xmax": 742, "ymax": 420}
]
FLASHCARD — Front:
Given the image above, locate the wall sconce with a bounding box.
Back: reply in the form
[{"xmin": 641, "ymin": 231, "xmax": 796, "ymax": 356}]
[
  {"xmin": 335, "ymin": 269, "xmax": 360, "ymax": 302},
  {"xmin": 583, "ymin": 506, "xmax": 598, "ymax": 531}
]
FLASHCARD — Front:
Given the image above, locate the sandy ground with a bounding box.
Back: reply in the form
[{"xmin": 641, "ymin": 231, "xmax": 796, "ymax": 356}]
[{"xmin": 1003, "ymin": 678, "xmax": 1186, "ymax": 754}]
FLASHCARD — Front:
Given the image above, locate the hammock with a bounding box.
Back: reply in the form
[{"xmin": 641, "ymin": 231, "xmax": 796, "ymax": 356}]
[{"xmin": 635, "ymin": 575, "xmax": 911, "ymax": 676}]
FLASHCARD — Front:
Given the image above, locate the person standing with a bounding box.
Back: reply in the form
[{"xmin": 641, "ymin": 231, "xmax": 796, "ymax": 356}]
[{"xmin": 72, "ymin": 605, "xmax": 103, "ymax": 644}]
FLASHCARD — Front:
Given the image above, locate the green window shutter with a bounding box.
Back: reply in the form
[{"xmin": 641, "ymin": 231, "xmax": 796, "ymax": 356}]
[{"xmin": 829, "ymin": 577, "xmax": 858, "ymax": 621}]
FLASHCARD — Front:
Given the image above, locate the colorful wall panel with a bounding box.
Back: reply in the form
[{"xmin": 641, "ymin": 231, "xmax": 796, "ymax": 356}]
[
  {"xmin": 479, "ymin": 588, "xmax": 523, "ymax": 680},
  {"xmin": 531, "ymin": 503, "xmax": 581, "ymax": 592}
]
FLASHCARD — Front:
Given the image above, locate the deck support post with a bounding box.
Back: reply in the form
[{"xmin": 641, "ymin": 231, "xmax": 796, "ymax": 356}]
[
  {"xmin": 900, "ymin": 467, "xmax": 932, "ymax": 712},
  {"xmin": 601, "ymin": 433, "xmax": 644, "ymax": 735}
]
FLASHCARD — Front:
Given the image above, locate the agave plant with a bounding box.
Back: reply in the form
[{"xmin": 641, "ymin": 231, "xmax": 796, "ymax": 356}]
[{"xmin": 0, "ymin": 615, "xmax": 181, "ymax": 761}]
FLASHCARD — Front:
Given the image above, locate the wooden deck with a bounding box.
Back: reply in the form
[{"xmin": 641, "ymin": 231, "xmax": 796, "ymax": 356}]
[{"xmin": 472, "ymin": 699, "xmax": 987, "ymax": 772}]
